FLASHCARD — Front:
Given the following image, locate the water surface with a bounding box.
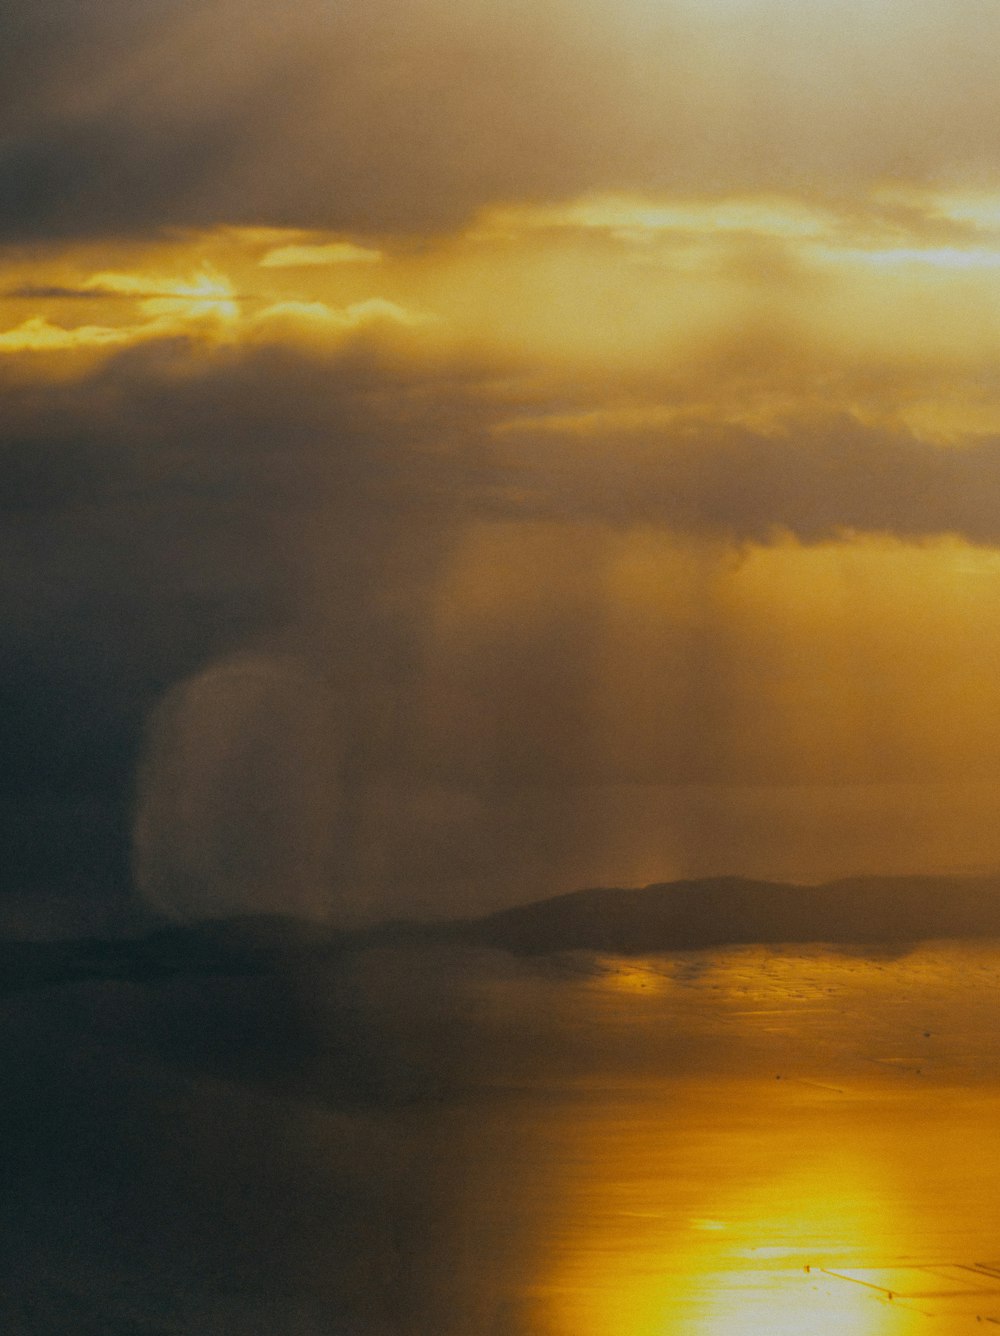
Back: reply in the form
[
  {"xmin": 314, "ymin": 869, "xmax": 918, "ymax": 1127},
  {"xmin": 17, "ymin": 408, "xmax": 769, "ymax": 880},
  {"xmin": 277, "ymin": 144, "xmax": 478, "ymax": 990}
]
[{"xmin": 4, "ymin": 940, "xmax": 1000, "ymax": 1333}]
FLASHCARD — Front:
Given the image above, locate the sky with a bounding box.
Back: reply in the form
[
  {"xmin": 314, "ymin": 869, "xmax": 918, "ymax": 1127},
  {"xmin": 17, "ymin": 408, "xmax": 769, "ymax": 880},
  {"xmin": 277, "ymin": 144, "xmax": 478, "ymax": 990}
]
[{"xmin": 6, "ymin": 0, "xmax": 1000, "ymax": 926}]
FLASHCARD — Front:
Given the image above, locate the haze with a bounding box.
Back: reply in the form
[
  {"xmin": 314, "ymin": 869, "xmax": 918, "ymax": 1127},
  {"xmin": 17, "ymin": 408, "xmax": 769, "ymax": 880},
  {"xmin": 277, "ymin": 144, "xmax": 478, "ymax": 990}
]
[
  {"xmin": 8, "ymin": 7, "xmax": 1000, "ymax": 1335},
  {"xmin": 6, "ymin": 0, "xmax": 1000, "ymax": 926}
]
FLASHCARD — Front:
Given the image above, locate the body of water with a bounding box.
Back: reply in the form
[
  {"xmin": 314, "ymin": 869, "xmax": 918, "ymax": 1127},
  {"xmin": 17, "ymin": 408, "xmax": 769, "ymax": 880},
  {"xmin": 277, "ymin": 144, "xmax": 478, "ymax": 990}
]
[{"xmin": 4, "ymin": 940, "xmax": 1000, "ymax": 1333}]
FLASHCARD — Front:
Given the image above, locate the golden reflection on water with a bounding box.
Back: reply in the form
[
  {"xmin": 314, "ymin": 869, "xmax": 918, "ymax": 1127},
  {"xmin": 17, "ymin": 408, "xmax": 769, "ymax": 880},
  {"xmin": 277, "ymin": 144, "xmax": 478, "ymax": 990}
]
[
  {"xmin": 486, "ymin": 946, "xmax": 1000, "ymax": 1336},
  {"xmin": 542, "ymin": 1089, "xmax": 908, "ymax": 1335},
  {"xmin": 645, "ymin": 1164, "xmax": 907, "ymax": 1336}
]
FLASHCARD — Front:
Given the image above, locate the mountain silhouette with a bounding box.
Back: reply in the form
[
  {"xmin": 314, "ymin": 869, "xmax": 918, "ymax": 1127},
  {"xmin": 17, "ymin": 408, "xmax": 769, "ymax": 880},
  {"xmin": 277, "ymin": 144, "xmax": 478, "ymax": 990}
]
[{"xmin": 5, "ymin": 873, "xmax": 1000, "ymax": 994}]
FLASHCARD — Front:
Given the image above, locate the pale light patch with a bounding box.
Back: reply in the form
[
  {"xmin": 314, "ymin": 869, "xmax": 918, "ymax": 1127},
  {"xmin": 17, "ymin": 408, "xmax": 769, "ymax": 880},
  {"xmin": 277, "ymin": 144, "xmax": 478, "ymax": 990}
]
[
  {"xmin": 141, "ymin": 272, "xmax": 239, "ymax": 322},
  {"xmin": 81, "ymin": 265, "xmax": 241, "ymax": 322},
  {"xmin": 259, "ymin": 242, "xmax": 383, "ymax": 268},
  {"xmin": 255, "ymin": 299, "xmax": 335, "ymax": 323},
  {"xmin": 0, "ymin": 316, "xmax": 134, "ymax": 352},
  {"xmin": 0, "ymin": 262, "xmax": 246, "ymax": 357},
  {"xmin": 251, "ymin": 297, "xmax": 435, "ymax": 341},
  {"xmin": 932, "ymin": 194, "xmax": 1000, "ymax": 231},
  {"xmin": 342, "ymin": 297, "xmax": 431, "ymax": 327},
  {"xmin": 597, "ymin": 960, "xmax": 669, "ymax": 996},
  {"xmin": 82, "ymin": 271, "xmax": 173, "ymax": 296},
  {"xmin": 883, "ymin": 186, "xmax": 1000, "ymax": 233},
  {"xmin": 814, "ymin": 244, "xmax": 1000, "ymax": 269},
  {"xmin": 491, "ymin": 396, "xmax": 851, "ymax": 444},
  {"xmin": 474, "ymin": 193, "xmax": 836, "ymax": 242},
  {"xmin": 894, "ymin": 396, "xmax": 1000, "ymax": 445},
  {"xmin": 942, "ymin": 547, "xmax": 1000, "ymax": 579},
  {"xmin": 492, "ymin": 404, "xmax": 686, "ymax": 437},
  {"xmin": 673, "ymin": 1266, "xmax": 903, "ymax": 1336},
  {"xmin": 543, "ymin": 1095, "xmax": 910, "ymax": 1336}
]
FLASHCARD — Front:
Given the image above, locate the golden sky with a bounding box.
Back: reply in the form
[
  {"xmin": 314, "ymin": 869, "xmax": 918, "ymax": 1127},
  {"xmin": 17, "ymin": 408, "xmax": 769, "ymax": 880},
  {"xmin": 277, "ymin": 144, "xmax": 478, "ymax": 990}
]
[{"xmin": 7, "ymin": 0, "xmax": 1000, "ymax": 917}]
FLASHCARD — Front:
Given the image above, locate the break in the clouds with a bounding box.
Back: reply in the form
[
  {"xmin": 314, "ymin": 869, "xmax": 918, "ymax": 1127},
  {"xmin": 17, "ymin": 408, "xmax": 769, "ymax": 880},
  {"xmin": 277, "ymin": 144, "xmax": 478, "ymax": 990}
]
[{"xmin": 5, "ymin": 0, "xmax": 1000, "ymax": 239}]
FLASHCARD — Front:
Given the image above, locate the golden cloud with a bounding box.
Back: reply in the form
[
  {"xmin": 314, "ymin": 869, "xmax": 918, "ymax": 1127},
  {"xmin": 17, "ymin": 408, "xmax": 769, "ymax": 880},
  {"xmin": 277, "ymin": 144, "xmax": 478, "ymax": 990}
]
[
  {"xmin": 259, "ymin": 242, "xmax": 384, "ymax": 268},
  {"xmin": 0, "ymin": 316, "xmax": 134, "ymax": 352}
]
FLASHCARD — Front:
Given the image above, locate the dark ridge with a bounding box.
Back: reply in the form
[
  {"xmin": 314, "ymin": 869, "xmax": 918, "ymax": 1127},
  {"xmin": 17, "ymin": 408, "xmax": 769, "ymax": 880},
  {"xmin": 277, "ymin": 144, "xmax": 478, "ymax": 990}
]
[
  {"xmin": 458, "ymin": 874, "xmax": 1000, "ymax": 954},
  {"xmin": 4, "ymin": 874, "xmax": 1000, "ymax": 995}
]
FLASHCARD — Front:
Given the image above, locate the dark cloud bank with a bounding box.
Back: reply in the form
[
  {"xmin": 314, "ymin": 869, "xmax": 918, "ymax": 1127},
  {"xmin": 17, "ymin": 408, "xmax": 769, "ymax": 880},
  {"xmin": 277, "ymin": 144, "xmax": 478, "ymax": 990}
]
[
  {"xmin": 2, "ymin": 334, "xmax": 1000, "ymax": 920},
  {"xmin": 498, "ymin": 413, "xmax": 1000, "ymax": 544},
  {"xmin": 6, "ymin": 0, "xmax": 1000, "ymax": 240}
]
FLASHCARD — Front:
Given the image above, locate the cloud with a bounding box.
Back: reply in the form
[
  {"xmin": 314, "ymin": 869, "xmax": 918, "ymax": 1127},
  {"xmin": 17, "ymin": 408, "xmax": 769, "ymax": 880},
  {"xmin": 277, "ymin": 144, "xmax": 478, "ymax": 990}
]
[
  {"xmin": 9, "ymin": 1, "xmax": 1000, "ymax": 914},
  {"xmin": 6, "ymin": 196, "xmax": 1000, "ymax": 412},
  {"xmin": 6, "ymin": 324, "xmax": 1000, "ymax": 560},
  {"xmin": 4, "ymin": 328, "xmax": 1000, "ymax": 913},
  {"xmin": 249, "ymin": 298, "xmax": 434, "ymax": 343},
  {"xmin": 490, "ymin": 414, "xmax": 1000, "ymax": 546},
  {"xmin": 0, "ymin": 254, "xmax": 435, "ymax": 359},
  {"xmin": 0, "ymin": 316, "xmax": 134, "ymax": 352},
  {"xmin": 5, "ymin": 0, "xmax": 1000, "ymax": 241},
  {"xmin": 259, "ymin": 242, "xmax": 383, "ymax": 268},
  {"xmin": 4, "ymin": 271, "xmax": 246, "ymax": 307},
  {"xmin": 0, "ymin": 330, "xmax": 491, "ymax": 794},
  {"xmin": 476, "ymin": 195, "xmax": 838, "ymax": 242},
  {"xmin": 4, "ymin": 284, "xmax": 125, "ymax": 301}
]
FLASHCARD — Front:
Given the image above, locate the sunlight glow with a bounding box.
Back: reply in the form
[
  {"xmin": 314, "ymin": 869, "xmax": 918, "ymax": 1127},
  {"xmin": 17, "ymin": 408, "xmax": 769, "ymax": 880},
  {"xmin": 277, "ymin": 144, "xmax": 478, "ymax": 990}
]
[
  {"xmin": 596, "ymin": 960, "xmax": 669, "ymax": 995},
  {"xmin": 922, "ymin": 190, "xmax": 1000, "ymax": 232},
  {"xmin": 0, "ymin": 316, "xmax": 133, "ymax": 352},
  {"xmin": 663, "ymin": 1162, "xmax": 902, "ymax": 1336},
  {"xmin": 10, "ymin": 186, "xmax": 1000, "ymax": 427},
  {"xmin": 477, "ymin": 193, "xmax": 834, "ymax": 240},
  {"xmin": 679, "ymin": 1266, "xmax": 897, "ymax": 1336},
  {"xmin": 542, "ymin": 1086, "xmax": 915, "ymax": 1336},
  {"xmin": 259, "ymin": 241, "xmax": 383, "ymax": 268},
  {"xmin": 817, "ymin": 245, "xmax": 1000, "ymax": 269},
  {"xmin": 137, "ymin": 268, "xmax": 240, "ymax": 322}
]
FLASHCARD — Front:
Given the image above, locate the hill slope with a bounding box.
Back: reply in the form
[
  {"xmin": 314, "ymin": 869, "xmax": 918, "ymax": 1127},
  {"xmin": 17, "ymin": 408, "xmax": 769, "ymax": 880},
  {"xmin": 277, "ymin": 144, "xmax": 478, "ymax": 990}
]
[
  {"xmin": 452, "ymin": 874, "xmax": 1000, "ymax": 954},
  {"xmin": 6, "ymin": 873, "xmax": 1000, "ymax": 994}
]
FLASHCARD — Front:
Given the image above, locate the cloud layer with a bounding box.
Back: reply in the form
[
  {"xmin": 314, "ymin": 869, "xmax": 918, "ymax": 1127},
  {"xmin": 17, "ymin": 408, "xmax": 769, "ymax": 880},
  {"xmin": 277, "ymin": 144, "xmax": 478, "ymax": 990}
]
[
  {"xmin": 6, "ymin": 0, "xmax": 1000, "ymax": 917},
  {"xmin": 1, "ymin": 327, "xmax": 1000, "ymax": 915},
  {"xmin": 6, "ymin": 0, "xmax": 1000, "ymax": 240}
]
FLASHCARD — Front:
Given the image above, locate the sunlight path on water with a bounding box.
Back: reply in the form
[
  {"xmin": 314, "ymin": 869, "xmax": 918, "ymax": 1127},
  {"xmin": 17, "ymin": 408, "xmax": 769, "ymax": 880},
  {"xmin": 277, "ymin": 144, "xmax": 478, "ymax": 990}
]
[
  {"xmin": 532, "ymin": 1078, "xmax": 1000, "ymax": 1334},
  {"xmin": 336, "ymin": 941, "xmax": 1000, "ymax": 1334},
  {"xmin": 472, "ymin": 944, "xmax": 1000, "ymax": 1336}
]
